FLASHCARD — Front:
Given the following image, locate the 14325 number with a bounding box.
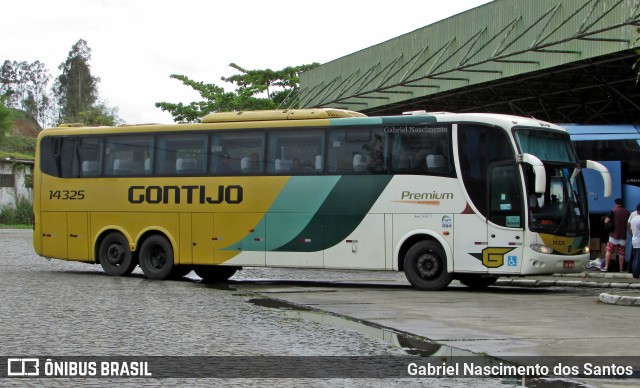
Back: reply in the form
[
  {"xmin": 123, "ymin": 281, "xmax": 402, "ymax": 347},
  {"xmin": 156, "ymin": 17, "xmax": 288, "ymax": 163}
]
[{"xmin": 49, "ymin": 190, "xmax": 86, "ymax": 200}]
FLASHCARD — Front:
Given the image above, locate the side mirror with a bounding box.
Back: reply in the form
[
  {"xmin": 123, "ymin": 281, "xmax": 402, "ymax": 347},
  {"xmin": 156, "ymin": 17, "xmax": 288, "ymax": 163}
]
[
  {"xmin": 582, "ymin": 160, "xmax": 611, "ymax": 198},
  {"xmin": 518, "ymin": 153, "xmax": 546, "ymax": 195}
]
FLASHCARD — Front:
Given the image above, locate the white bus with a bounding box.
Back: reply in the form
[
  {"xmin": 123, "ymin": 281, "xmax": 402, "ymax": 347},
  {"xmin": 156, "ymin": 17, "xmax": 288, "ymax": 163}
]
[{"xmin": 33, "ymin": 109, "xmax": 611, "ymax": 290}]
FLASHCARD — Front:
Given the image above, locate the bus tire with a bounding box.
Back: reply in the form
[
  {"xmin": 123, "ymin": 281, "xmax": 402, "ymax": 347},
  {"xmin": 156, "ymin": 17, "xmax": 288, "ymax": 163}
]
[
  {"xmin": 138, "ymin": 235, "xmax": 174, "ymax": 280},
  {"xmin": 456, "ymin": 274, "xmax": 499, "ymax": 289},
  {"xmin": 99, "ymin": 232, "xmax": 137, "ymax": 276},
  {"xmin": 193, "ymin": 265, "xmax": 239, "ymax": 283},
  {"xmin": 403, "ymin": 240, "xmax": 452, "ymax": 291}
]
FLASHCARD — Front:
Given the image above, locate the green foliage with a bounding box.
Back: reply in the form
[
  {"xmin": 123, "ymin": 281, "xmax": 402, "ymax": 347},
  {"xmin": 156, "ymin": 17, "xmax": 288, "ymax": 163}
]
[
  {"xmin": 55, "ymin": 39, "xmax": 100, "ymax": 123},
  {"xmin": 77, "ymin": 101, "xmax": 123, "ymax": 126},
  {"xmin": 10, "ymin": 162, "xmax": 33, "ymax": 189},
  {"xmin": 0, "ymin": 60, "xmax": 52, "ymax": 129},
  {"xmin": 155, "ymin": 62, "xmax": 320, "ymax": 123},
  {"xmin": 0, "ymin": 96, "xmax": 11, "ymax": 144},
  {"xmin": 0, "ymin": 196, "xmax": 33, "ymax": 226},
  {"xmin": 0, "ymin": 136, "xmax": 36, "ymax": 155}
]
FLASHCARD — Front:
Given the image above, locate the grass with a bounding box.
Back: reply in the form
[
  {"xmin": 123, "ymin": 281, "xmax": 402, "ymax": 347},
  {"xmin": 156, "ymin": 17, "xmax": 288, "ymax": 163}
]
[
  {"xmin": 0, "ymin": 136, "xmax": 36, "ymax": 159},
  {"xmin": 0, "ymin": 150, "xmax": 35, "ymax": 160},
  {"xmin": 0, "ymin": 196, "xmax": 34, "ymax": 226},
  {"xmin": 0, "ymin": 224, "xmax": 32, "ymax": 229}
]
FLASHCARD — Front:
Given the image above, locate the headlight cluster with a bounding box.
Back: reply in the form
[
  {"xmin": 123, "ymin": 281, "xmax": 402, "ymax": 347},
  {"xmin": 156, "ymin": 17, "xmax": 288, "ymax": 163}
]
[{"xmin": 530, "ymin": 244, "xmax": 554, "ymax": 254}]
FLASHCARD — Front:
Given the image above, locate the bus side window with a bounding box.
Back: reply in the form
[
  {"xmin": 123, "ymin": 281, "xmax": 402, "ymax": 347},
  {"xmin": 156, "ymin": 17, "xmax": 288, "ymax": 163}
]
[
  {"xmin": 78, "ymin": 137, "xmax": 102, "ymax": 177},
  {"xmin": 60, "ymin": 137, "xmax": 77, "ymax": 178},
  {"xmin": 40, "ymin": 137, "xmax": 76, "ymax": 178},
  {"xmin": 391, "ymin": 125, "xmax": 452, "ymax": 175},
  {"xmin": 327, "ymin": 128, "xmax": 387, "ymax": 174},
  {"xmin": 155, "ymin": 133, "xmax": 206, "ymax": 176},
  {"xmin": 267, "ymin": 129, "xmax": 324, "ymax": 174},
  {"xmin": 218, "ymin": 131, "xmax": 264, "ymax": 175},
  {"xmin": 38, "ymin": 137, "xmax": 60, "ymax": 177},
  {"xmin": 104, "ymin": 135, "xmax": 153, "ymax": 176}
]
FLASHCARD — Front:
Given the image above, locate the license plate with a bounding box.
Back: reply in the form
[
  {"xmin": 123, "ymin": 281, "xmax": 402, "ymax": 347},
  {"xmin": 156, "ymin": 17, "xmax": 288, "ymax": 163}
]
[{"xmin": 563, "ymin": 261, "xmax": 575, "ymax": 269}]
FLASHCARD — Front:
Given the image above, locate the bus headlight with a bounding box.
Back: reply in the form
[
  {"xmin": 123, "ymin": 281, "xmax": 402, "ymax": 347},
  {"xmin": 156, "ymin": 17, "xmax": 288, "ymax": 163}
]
[
  {"xmin": 530, "ymin": 244, "xmax": 554, "ymax": 254},
  {"xmin": 583, "ymin": 246, "xmax": 590, "ymax": 254}
]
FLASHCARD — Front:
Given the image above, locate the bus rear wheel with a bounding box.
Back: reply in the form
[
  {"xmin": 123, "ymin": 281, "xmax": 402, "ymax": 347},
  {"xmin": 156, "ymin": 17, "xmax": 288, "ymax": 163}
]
[
  {"xmin": 99, "ymin": 232, "xmax": 137, "ymax": 276},
  {"xmin": 138, "ymin": 235, "xmax": 174, "ymax": 280},
  {"xmin": 193, "ymin": 265, "xmax": 239, "ymax": 283},
  {"xmin": 403, "ymin": 240, "xmax": 452, "ymax": 291}
]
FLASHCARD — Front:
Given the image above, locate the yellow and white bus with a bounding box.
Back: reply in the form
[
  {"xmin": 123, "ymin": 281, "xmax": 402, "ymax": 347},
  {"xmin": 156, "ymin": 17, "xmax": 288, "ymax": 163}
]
[{"xmin": 33, "ymin": 108, "xmax": 611, "ymax": 290}]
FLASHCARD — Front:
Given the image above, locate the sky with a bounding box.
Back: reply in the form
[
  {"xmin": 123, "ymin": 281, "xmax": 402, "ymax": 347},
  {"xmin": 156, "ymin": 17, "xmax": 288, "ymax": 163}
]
[{"xmin": 3, "ymin": 0, "xmax": 493, "ymax": 125}]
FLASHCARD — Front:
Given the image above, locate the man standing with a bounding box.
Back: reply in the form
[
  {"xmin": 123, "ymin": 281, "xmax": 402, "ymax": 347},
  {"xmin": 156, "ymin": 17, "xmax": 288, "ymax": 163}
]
[
  {"xmin": 603, "ymin": 198, "xmax": 631, "ymax": 272},
  {"xmin": 629, "ymin": 204, "xmax": 640, "ymax": 278}
]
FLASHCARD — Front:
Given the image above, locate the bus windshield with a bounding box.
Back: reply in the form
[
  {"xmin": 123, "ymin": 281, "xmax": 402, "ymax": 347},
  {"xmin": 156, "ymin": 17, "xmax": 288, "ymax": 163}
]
[
  {"xmin": 525, "ymin": 165, "xmax": 589, "ymax": 234},
  {"xmin": 515, "ymin": 128, "xmax": 588, "ymax": 235},
  {"xmin": 513, "ymin": 128, "xmax": 577, "ymax": 163}
]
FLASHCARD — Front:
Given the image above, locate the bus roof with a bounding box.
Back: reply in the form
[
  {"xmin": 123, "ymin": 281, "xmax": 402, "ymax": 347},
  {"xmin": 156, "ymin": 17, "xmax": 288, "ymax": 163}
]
[
  {"xmin": 201, "ymin": 108, "xmax": 366, "ymax": 123},
  {"xmin": 44, "ymin": 109, "xmax": 567, "ymax": 134}
]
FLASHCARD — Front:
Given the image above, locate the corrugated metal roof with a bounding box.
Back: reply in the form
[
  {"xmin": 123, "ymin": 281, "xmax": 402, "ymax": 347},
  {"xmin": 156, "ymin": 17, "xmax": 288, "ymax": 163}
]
[{"xmin": 296, "ymin": 0, "xmax": 640, "ymax": 122}]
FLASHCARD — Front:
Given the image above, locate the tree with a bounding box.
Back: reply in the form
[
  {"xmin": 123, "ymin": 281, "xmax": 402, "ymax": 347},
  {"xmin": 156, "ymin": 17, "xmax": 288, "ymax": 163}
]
[
  {"xmin": 155, "ymin": 62, "xmax": 319, "ymax": 123},
  {"xmin": 77, "ymin": 100, "xmax": 123, "ymax": 126},
  {"xmin": 0, "ymin": 96, "xmax": 11, "ymax": 145},
  {"xmin": 54, "ymin": 39, "xmax": 100, "ymax": 123},
  {"xmin": 0, "ymin": 60, "xmax": 53, "ymax": 129}
]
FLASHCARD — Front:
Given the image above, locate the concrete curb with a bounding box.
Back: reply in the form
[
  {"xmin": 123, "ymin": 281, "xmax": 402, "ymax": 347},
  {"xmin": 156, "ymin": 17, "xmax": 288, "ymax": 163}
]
[
  {"xmin": 599, "ymin": 292, "xmax": 640, "ymax": 306},
  {"xmin": 493, "ymin": 271, "xmax": 640, "ymax": 306},
  {"xmin": 495, "ymin": 277, "xmax": 640, "ymax": 289}
]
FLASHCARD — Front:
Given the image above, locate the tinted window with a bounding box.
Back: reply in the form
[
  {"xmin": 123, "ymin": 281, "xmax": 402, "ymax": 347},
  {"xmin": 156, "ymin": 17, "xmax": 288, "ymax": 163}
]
[
  {"xmin": 156, "ymin": 133, "xmax": 207, "ymax": 176},
  {"xmin": 39, "ymin": 136, "xmax": 77, "ymax": 178},
  {"xmin": 215, "ymin": 132, "xmax": 264, "ymax": 175},
  {"xmin": 78, "ymin": 137, "xmax": 102, "ymax": 177},
  {"xmin": 390, "ymin": 125, "xmax": 452, "ymax": 175},
  {"xmin": 268, "ymin": 130, "xmax": 324, "ymax": 174},
  {"xmin": 327, "ymin": 127, "xmax": 387, "ymax": 174},
  {"xmin": 489, "ymin": 164, "xmax": 522, "ymax": 228},
  {"xmin": 573, "ymin": 139, "xmax": 640, "ymax": 186},
  {"xmin": 458, "ymin": 124, "xmax": 514, "ymax": 217},
  {"xmin": 104, "ymin": 135, "xmax": 153, "ymax": 176}
]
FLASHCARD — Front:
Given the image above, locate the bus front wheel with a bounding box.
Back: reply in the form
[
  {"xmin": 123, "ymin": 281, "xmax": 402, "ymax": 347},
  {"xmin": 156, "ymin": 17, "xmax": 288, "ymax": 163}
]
[
  {"xmin": 138, "ymin": 235, "xmax": 174, "ymax": 280},
  {"xmin": 99, "ymin": 232, "xmax": 137, "ymax": 276},
  {"xmin": 403, "ymin": 240, "xmax": 452, "ymax": 291},
  {"xmin": 193, "ymin": 265, "xmax": 239, "ymax": 283}
]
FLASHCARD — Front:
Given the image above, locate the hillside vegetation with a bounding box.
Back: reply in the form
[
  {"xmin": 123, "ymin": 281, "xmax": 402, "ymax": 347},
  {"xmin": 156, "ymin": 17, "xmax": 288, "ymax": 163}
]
[{"xmin": 0, "ymin": 109, "xmax": 38, "ymax": 160}]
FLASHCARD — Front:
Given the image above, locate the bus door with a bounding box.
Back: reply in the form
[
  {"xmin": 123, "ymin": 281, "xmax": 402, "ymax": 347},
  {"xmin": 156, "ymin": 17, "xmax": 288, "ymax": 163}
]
[{"xmin": 486, "ymin": 163, "xmax": 524, "ymax": 273}]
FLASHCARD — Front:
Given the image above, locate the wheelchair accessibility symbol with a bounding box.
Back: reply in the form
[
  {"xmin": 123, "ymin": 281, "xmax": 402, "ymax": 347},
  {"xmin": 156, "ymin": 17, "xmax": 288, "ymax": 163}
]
[{"xmin": 507, "ymin": 255, "xmax": 518, "ymax": 267}]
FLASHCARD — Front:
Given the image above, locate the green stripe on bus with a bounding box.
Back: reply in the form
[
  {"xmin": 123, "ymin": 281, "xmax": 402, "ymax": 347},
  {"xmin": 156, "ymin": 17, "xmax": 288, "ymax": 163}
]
[
  {"xmin": 222, "ymin": 176, "xmax": 340, "ymax": 251},
  {"xmin": 273, "ymin": 175, "xmax": 392, "ymax": 252}
]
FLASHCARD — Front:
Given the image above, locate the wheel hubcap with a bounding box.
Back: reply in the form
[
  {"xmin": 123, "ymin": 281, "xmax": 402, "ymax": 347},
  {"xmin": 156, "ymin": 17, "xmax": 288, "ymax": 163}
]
[
  {"xmin": 106, "ymin": 244, "xmax": 124, "ymax": 265},
  {"xmin": 149, "ymin": 246, "xmax": 166, "ymax": 270},
  {"xmin": 416, "ymin": 253, "xmax": 439, "ymax": 278}
]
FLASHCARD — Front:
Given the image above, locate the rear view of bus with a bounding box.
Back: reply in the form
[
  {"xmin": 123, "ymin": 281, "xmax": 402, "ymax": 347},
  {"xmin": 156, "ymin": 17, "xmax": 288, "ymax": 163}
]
[{"xmin": 32, "ymin": 109, "xmax": 610, "ymax": 290}]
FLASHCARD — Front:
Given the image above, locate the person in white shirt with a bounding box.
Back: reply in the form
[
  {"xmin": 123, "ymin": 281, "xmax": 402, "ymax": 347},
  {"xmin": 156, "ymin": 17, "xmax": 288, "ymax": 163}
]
[{"xmin": 628, "ymin": 204, "xmax": 640, "ymax": 279}]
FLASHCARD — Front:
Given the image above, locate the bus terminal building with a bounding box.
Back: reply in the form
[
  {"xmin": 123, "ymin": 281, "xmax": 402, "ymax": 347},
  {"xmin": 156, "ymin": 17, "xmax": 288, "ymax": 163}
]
[{"xmin": 297, "ymin": 0, "xmax": 640, "ymax": 124}]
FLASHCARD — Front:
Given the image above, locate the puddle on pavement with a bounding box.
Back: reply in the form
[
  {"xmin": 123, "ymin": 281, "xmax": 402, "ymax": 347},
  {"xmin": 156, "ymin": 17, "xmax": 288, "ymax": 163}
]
[
  {"xmin": 249, "ymin": 297, "xmax": 461, "ymax": 358},
  {"xmin": 248, "ymin": 297, "xmax": 590, "ymax": 387}
]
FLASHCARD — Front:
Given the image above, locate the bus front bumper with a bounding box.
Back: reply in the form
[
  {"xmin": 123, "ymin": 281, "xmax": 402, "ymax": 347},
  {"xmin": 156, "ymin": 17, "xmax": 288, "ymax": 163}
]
[{"xmin": 520, "ymin": 250, "xmax": 590, "ymax": 275}]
